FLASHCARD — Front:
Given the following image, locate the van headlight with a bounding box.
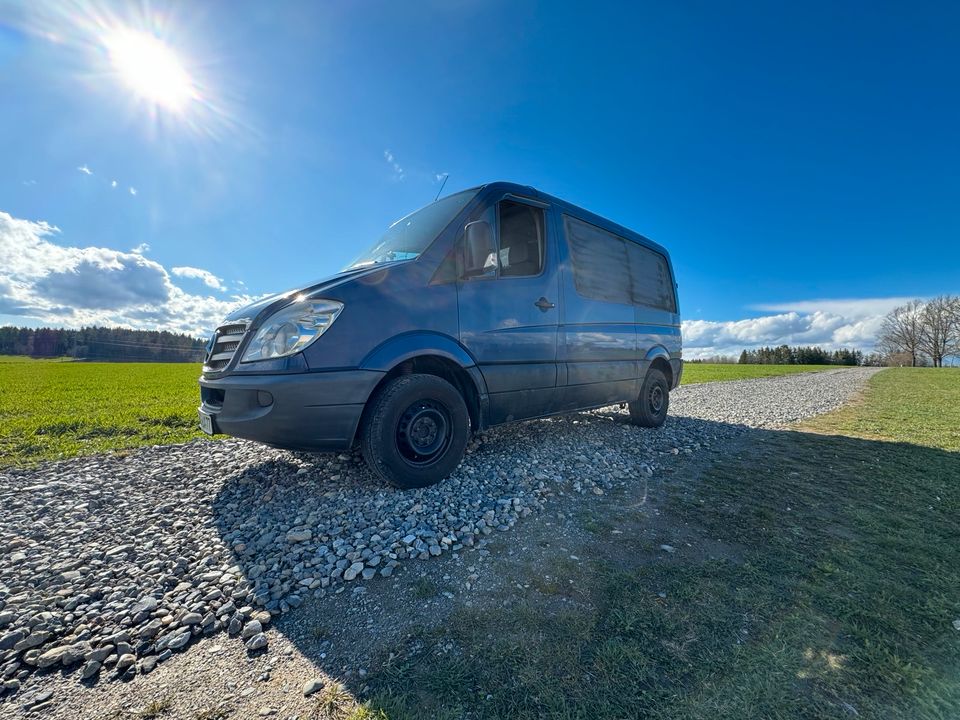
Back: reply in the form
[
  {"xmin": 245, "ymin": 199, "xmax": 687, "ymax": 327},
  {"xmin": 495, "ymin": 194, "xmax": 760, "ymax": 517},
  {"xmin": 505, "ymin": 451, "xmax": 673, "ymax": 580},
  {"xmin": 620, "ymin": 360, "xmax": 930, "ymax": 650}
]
[{"xmin": 241, "ymin": 299, "xmax": 343, "ymax": 362}]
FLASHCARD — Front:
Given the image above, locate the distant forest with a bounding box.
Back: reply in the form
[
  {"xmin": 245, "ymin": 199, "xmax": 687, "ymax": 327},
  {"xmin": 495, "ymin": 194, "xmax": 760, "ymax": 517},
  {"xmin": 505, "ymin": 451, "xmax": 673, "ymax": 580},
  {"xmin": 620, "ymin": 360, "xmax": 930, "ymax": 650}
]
[
  {"xmin": 0, "ymin": 326, "xmax": 207, "ymax": 363},
  {"xmin": 738, "ymin": 345, "xmax": 864, "ymax": 365}
]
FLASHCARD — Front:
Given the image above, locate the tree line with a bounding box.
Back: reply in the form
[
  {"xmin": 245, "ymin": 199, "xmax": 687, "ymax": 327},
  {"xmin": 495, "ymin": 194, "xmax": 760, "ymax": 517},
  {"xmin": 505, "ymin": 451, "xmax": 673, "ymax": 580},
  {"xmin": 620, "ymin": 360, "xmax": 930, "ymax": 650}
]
[
  {"xmin": 878, "ymin": 296, "xmax": 960, "ymax": 367},
  {"xmin": 737, "ymin": 345, "xmax": 864, "ymax": 365},
  {"xmin": 0, "ymin": 326, "xmax": 207, "ymax": 363}
]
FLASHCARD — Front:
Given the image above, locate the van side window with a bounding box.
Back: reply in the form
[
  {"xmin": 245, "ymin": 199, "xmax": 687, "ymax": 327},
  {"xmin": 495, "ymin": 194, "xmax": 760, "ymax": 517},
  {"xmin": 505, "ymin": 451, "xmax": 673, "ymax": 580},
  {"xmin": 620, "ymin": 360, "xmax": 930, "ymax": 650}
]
[
  {"xmin": 564, "ymin": 215, "xmax": 631, "ymax": 304},
  {"xmin": 498, "ymin": 201, "xmax": 545, "ymax": 277},
  {"xmin": 625, "ymin": 241, "xmax": 677, "ymax": 312},
  {"xmin": 564, "ymin": 215, "xmax": 676, "ymax": 312}
]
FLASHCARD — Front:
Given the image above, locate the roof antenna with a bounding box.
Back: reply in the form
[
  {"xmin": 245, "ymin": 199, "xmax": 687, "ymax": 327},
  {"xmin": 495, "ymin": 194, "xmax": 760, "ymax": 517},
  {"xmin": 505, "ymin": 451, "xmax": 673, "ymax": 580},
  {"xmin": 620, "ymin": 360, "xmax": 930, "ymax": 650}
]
[{"xmin": 434, "ymin": 173, "xmax": 449, "ymax": 201}]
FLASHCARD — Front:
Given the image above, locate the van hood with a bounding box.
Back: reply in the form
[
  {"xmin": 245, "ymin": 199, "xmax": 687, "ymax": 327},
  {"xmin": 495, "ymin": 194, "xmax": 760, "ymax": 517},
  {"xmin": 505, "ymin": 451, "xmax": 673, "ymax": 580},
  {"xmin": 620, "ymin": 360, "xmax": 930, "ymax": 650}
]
[{"xmin": 221, "ymin": 263, "xmax": 403, "ymax": 328}]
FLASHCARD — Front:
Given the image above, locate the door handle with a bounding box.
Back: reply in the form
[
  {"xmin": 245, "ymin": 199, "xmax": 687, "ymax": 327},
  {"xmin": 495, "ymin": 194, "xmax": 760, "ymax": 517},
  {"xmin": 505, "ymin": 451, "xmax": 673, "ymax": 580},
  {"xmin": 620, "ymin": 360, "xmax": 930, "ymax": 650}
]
[{"xmin": 534, "ymin": 297, "xmax": 556, "ymax": 311}]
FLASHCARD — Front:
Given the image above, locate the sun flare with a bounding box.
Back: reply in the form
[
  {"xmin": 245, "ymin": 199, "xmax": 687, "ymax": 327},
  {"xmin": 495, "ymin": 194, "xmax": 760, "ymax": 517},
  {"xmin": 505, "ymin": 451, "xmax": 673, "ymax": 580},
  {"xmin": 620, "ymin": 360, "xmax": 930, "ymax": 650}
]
[{"xmin": 104, "ymin": 29, "xmax": 196, "ymax": 112}]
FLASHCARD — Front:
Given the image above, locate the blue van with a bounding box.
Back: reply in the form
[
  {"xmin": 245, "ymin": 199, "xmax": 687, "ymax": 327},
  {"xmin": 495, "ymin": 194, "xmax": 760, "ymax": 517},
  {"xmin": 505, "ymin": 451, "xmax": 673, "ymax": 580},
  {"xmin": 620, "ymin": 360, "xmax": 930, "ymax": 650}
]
[{"xmin": 199, "ymin": 182, "xmax": 682, "ymax": 487}]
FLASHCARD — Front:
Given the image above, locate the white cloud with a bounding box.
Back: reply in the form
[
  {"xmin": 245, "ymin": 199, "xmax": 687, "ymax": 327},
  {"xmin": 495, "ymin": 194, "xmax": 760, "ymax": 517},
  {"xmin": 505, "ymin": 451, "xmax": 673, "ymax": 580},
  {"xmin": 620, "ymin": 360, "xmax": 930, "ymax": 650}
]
[
  {"xmin": 111, "ymin": 180, "xmax": 118, "ymax": 188},
  {"xmin": 751, "ymin": 297, "xmax": 919, "ymax": 318},
  {"xmin": 0, "ymin": 210, "xmax": 254, "ymax": 336},
  {"xmin": 77, "ymin": 165, "xmax": 92, "ymax": 175},
  {"xmin": 129, "ymin": 187, "xmax": 137, "ymax": 196},
  {"xmin": 383, "ymin": 149, "xmax": 404, "ymax": 180},
  {"xmin": 131, "ymin": 242, "xmax": 150, "ymax": 254},
  {"xmin": 680, "ymin": 298, "xmax": 913, "ymax": 359},
  {"xmin": 172, "ymin": 266, "xmax": 226, "ymax": 292}
]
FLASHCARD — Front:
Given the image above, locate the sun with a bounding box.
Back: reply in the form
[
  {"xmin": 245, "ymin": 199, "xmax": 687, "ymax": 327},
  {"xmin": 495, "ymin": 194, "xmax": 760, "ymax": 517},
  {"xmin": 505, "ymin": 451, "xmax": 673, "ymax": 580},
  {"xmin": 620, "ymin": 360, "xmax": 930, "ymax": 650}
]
[{"xmin": 104, "ymin": 29, "xmax": 197, "ymax": 112}]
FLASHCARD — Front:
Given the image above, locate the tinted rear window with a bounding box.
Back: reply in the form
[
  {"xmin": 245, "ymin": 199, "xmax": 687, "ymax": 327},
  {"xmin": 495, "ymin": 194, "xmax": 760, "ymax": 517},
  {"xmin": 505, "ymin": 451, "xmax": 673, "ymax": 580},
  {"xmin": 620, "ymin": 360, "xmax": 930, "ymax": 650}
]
[{"xmin": 564, "ymin": 215, "xmax": 676, "ymax": 312}]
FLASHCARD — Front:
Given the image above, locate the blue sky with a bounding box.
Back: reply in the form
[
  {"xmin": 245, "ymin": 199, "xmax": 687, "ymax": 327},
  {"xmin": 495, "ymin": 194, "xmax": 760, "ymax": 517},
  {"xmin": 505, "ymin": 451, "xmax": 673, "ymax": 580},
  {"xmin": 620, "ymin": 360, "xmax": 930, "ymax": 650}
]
[{"xmin": 1, "ymin": 0, "xmax": 958, "ymax": 357}]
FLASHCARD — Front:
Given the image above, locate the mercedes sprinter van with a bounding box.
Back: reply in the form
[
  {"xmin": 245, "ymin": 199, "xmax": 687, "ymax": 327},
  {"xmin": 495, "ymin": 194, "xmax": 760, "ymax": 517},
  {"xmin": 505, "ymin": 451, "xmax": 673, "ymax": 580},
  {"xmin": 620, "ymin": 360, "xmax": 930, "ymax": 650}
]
[{"xmin": 199, "ymin": 182, "xmax": 682, "ymax": 488}]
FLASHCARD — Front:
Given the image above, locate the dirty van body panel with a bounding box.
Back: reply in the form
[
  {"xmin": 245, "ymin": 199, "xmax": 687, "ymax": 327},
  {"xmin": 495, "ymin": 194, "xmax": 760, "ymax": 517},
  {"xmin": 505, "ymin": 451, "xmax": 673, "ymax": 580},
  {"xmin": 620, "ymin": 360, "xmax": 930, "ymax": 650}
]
[
  {"xmin": 637, "ymin": 313, "xmax": 683, "ymax": 389},
  {"xmin": 301, "ymin": 260, "xmax": 459, "ymax": 370},
  {"xmin": 556, "ymin": 297, "xmax": 639, "ymax": 412},
  {"xmin": 553, "ymin": 206, "xmax": 636, "ymax": 411},
  {"xmin": 456, "ymin": 189, "xmax": 561, "ymax": 424}
]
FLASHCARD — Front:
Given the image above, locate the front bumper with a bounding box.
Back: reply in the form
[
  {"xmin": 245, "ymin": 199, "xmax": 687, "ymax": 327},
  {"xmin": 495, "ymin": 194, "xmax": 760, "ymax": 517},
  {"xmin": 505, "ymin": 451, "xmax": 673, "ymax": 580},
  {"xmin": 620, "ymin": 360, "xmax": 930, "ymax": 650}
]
[{"xmin": 199, "ymin": 369, "xmax": 385, "ymax": 452}]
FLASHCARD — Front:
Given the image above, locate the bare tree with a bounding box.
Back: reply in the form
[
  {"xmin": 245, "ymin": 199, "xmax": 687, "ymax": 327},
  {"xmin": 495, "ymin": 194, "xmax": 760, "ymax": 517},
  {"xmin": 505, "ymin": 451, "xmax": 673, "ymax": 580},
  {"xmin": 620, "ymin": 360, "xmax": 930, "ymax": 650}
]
[
  {"xmin": 879, "ymin": 300, "xmax": 925, "ymax": 367},
  {"xmin": 942, "ymin": 295, "xmax": 960, "ymax": 365},
  {"xmin": 918, "ymin": 295, "xmax": 960, "ymax": 367}
]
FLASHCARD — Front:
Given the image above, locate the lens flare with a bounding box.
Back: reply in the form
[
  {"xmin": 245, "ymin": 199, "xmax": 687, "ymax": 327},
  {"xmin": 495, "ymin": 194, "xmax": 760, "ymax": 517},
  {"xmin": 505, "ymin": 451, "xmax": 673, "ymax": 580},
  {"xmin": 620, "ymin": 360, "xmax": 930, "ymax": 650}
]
[{"xmin": 104, "ymin": 29, "xmax": 196, "ymax": 112}]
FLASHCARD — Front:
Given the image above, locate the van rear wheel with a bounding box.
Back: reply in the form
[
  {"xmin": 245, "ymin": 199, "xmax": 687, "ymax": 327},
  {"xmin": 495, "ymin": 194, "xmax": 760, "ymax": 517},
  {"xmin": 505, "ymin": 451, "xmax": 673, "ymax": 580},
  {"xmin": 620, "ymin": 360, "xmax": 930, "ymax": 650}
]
[
  {"xmin": 629, "ymin": 368, "xmax": 669, "ymax": 427},
  {"xmin": 360, "ymin": 374, "xmax": 470, "ymax": 489}
]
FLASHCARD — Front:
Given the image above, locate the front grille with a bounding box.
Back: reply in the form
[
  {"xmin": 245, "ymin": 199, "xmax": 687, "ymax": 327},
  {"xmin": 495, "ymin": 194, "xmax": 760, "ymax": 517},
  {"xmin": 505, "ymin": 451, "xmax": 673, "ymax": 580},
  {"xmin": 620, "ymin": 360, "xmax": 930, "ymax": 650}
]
[{"xmin": 203, "ymin": 321, "xmax": 249, "ymax": 372}]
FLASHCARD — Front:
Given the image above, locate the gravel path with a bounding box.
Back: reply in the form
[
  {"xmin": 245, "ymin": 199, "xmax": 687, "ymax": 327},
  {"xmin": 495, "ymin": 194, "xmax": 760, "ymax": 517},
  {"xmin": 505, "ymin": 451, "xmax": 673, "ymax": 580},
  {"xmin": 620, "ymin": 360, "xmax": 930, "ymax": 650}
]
[{"xmin": 0, "ymin": 367, "xmax": 880, "ymax": 715}]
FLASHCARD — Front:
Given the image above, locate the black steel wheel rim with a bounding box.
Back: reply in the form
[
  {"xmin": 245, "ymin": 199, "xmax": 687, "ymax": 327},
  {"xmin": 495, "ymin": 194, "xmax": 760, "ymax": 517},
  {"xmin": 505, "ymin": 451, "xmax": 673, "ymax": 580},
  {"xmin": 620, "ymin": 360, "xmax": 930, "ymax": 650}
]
[
  {"xmin": 396, "ymin": 400, "xmax": 452, "ymax": 466},
  {"xmin": 649, "ymin": 384, "xmax": 664, "ymax": 414}
]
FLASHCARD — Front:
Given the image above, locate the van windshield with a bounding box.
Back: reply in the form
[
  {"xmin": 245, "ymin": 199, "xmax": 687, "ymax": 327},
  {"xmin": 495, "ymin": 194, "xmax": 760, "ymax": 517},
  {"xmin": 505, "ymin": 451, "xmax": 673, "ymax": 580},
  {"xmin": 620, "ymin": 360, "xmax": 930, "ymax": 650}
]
[{"xmin": 346, "ymin": 189, "xmax": 477, "ymax": 269}]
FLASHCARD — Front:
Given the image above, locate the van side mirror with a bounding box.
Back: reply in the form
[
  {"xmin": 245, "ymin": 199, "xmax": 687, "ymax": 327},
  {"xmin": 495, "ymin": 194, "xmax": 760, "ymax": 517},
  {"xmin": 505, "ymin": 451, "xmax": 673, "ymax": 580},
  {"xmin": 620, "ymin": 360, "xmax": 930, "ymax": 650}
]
[{"xmin": 462, "ymin": 220, "xmax": 495, "ymax": 278}]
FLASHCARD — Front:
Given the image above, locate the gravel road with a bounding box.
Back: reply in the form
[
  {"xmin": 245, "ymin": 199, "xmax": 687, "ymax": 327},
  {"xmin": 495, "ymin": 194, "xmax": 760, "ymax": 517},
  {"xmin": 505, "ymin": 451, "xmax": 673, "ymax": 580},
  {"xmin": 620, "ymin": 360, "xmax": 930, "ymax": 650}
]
[{"xmin": 0, "ymin": 367, "xmax": 880, "ymax": 715}]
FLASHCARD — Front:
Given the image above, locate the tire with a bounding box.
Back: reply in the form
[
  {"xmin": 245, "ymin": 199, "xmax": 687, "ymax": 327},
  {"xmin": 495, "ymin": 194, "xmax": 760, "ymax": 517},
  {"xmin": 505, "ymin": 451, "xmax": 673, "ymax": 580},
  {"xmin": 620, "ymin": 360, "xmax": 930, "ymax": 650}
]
[
  {"xmin": 629, "ymin": 368, "xmax": 669, "ymax": 427},
  {"xmin": 360, "ymin": 373, "xmax": 470, "ymax": 489}
]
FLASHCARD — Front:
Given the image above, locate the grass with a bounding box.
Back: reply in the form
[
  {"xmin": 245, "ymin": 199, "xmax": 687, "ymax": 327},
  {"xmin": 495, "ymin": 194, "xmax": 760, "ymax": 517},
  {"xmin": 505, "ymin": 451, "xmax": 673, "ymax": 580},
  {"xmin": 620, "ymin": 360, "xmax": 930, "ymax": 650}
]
[
  {"xmin": 797, "ymin": 367, "xmax": 960, "ymax": 450},
  {"xmin": 363, "ymin": 368, "xmax": 960, "ymax": 719},
  {"xmin": 0, "ymin": 355, "xmax": 207, "ymax": 467},
  {"xmin": 681, "ymin": 363, "xmax": 839, "ymax": 384},
  {"xmin": 409, "ymin": 576, "xmax": 438, "ymax": 599},
  {"xmin": 0, "ymin": 354, "xmax": 850, "ymax": 467}
]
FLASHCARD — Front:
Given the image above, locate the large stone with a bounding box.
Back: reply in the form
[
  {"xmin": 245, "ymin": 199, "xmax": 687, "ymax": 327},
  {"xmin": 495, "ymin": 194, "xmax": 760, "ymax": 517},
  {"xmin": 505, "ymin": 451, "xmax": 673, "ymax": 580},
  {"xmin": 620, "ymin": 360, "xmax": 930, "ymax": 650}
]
[
  {"xmin": 61, "ymin": 642, "xmax": 91, "ymax": 666},
  {"xmin": 131, "ymin": 597, "xmax": 159, "ymax": 614},
  {"xmin": 245, "ymin": 633, "xmax": 268, "ymax": 651},
  {"xmin": 80, "ymin": 660, "xmax": 101, "ymax": 680},
  {"xmin": 14, "ymin": 631, "xmax": 52, "ymax": 653},
  {"xmin": 302, "ymin": 678, "xmax": 325, "ymax": 696},
  {"xmin": 286, "ymin": 529, "xmax": 313, "ymax": 543},
  {"xmin": 87, "ymin": 646, "xmax": 113, "ymax": 663},
  {"xmin": 36, "ymin": 646, "xmax": 70, "ymax": 669},
  {"xmin": 343, "ymin": 562, "xmax": 364, "ymax": 581},
  {"xmin": 241, "ymin": 620, "xmax": 262, "ymax": 640},
  {"xmin": 167, "ymin": 632, "xmax": 191, "ymax": 650},
  {"xmin": 0, "ymin": 630, "xmax": 25, "ymax": 651}
]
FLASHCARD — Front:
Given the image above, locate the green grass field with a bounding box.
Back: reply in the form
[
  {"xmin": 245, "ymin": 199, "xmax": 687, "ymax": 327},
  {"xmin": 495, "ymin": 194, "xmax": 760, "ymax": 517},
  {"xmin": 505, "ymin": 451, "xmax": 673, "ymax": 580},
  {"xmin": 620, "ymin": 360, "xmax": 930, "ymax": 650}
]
[
  {"xmin": 0, "ymin": 356, "xmax": 206, "ymax": 467},
  {"xmin": 361, "ymin": 367, "xmax": 960, "ymax": 720},
  {"xmin": 0, "ymin": 356, "xmax": 850, "ymax": 467},
  {"xmin": 798, "ymin": 367, "xmax": 960, "ymax": 450},
  {"xmin": 681, "ymin": 362, "xmax": 838, "ymax": 384}
]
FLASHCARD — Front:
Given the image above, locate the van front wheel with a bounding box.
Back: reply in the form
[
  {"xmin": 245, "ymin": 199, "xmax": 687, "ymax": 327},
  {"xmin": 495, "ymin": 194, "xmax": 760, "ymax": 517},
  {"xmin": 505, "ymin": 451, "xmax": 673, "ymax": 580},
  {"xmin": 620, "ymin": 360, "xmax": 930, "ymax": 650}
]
[
  {"xmin": 360, "ymin": 374, "xmax": 470, "ymax": 489},
  {"xmin": 629, "ymin": 368, "xmax": 670, "ymax": 427}
]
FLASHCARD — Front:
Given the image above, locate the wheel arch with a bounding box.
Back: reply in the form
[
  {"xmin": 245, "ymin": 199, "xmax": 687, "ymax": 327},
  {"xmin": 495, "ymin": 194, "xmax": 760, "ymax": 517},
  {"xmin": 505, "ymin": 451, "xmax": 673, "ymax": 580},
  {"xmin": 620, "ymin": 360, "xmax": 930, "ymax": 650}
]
[
  {"xmin": 357, "ymin": 334, "xmax": 489, "ymax": 444},
  {"xmin": 644, "ymin": 345, "xmax": 674, "ymax": 388}
]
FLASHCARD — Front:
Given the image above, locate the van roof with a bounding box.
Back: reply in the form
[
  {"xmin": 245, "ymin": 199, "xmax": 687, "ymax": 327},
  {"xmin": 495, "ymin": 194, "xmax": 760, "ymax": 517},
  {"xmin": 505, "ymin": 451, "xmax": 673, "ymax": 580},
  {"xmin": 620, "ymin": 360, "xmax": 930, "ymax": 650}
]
[{"xmin": 472, "ymin": 181, "xmax": 671, "ymax": 259}]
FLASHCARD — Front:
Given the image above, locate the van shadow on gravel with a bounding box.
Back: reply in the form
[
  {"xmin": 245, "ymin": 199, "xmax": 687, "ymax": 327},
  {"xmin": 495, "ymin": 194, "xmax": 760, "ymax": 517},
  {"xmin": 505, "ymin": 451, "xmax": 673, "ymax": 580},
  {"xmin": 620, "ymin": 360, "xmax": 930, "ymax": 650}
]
[{"xmin": 206, "ymin": 414, "xmax": 959, "ymax": 719}]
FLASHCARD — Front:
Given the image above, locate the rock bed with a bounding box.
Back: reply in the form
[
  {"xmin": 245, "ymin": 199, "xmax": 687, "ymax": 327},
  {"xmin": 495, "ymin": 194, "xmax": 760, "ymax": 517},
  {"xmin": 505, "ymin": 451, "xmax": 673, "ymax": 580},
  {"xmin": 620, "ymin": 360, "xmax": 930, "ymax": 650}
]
[{"xmin": 0, "ymin": 367, "xmax": 879, "ymax": 705}]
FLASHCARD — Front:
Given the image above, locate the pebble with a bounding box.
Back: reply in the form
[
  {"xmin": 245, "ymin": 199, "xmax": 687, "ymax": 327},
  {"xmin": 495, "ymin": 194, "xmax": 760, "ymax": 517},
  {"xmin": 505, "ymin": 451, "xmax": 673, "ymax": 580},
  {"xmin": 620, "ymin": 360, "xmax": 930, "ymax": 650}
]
[
  {"xmin": 241, "ymin": 621, "xmax": 262, "ymax": 640},
  {"xmin": 245, "ymin": 633, "xmax": 269, "ymax": 651},
  {"xmin": 302, "ymin": 678, "xmax": 325, "ymax": 696}
]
